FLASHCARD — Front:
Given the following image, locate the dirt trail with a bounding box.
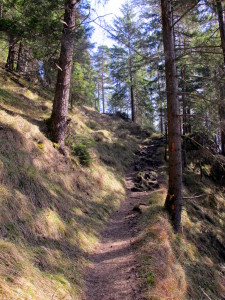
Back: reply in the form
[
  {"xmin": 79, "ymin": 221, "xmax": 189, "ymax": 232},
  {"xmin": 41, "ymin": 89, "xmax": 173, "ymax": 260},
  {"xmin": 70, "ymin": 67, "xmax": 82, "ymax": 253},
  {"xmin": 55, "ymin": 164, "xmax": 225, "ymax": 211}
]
[{"xmin": 84, "ymin": 137, "xmax": 164, "ymax": 300}]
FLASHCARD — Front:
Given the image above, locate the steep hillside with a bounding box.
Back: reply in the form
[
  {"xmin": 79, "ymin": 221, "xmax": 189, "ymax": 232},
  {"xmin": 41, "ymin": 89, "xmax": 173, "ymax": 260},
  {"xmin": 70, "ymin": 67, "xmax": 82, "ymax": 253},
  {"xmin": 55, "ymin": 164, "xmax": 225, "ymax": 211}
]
[
  {"xmin": 0, "ymin": 65, "xmax": 148, "ymax": 299},
  {"xmin": 0, "ymin": 65, "xmax": 224, "ymax": 300},
  {"xmin": 134, "ymin": 146, "xmax": 225, "ymax": 299}
]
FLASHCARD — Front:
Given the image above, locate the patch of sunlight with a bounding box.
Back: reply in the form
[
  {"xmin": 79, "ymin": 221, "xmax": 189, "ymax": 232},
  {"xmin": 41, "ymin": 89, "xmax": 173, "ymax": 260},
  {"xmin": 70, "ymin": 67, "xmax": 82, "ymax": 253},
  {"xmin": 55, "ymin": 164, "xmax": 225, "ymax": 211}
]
[
  {"xmin": 202, "ymin": 256, "xmax": 214, "ymax": 267},
  {"xmin": 0, "ymin": 184, "xmax": 10, "ymax": 204},
  {"xmin": 1, "ymin": 108, "xmax": 42, "ymax": 140},
  {"xmin": 93, "ymin": 164, "xmax": 125, "ymax": 194},
  {"xmin": 94, "ymin": 130, "xmax": 113, "ymax": 142},
  {"xmin": 83, "ymin": 105, "xmax": 95, "ymax": 112},
  {"xmin": 74, "ymin": 207, "xmax": 86, "ymax": 217},
  {"xmin": 77, "ymin": 228, "xmax": 98, "ymax": 251},
  {"xmin": 0, "ymin": 240, "xmax": 24, "ymax": 272},
  {"xmin": 37, "ymin": 210, "xmax": 66, "ymax": 240},
  {"xmin": 13, "ymin": 190, "xmax": 33, "ymax": 221},
  {"xmin": 25, "ymin": 90, "xmax": 38, "ymax": 101},
  {"xmin": 4, "ymin": 85, "xmax": 17, "ymax": 92},
  {"xmin": 190, "ymin": 220, "xmax": 202, "ymax": 234},
  {"xmin": 47, "ymin": 186, "xmax": 59, "ymax": 198},
  {"xmin": 58, "ymin": 173, "xmax": 74, "ymax": 194},
  {"xmin": 15, "ymin": 273, "xmax": 75, "ymax": 300},
  {"xmin": 176, "ymin": 236, "xmax": 199, "ymax": 263},
  {"xmin": 15, "ymin": 279, "xmax": 40, "ymax": 299},
  {"xmin": 70, "ymin": 113, "xmax": 89, "ymax": 133},
  {"xmin": 181, "ymin": 208, "xmax": 192, "ymax": 229},
  {"xmin": 148, "ymin": 189, "xmax": 167, "ymax": 206}
]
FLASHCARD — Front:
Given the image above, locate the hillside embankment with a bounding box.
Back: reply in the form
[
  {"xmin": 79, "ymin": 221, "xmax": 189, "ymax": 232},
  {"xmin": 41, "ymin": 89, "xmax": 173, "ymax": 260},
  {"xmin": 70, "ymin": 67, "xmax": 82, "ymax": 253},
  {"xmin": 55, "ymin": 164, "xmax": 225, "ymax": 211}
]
[{"xmin": 0, "ymin": 66, "xmax": 224, "ymax": 300}]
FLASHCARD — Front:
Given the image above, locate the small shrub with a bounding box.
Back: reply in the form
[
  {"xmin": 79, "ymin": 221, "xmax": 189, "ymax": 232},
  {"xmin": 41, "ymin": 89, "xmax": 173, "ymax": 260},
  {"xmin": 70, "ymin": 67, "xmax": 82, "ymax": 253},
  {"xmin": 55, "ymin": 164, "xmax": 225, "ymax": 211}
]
[
  {"xmin": 72, "ymin": 142, "xmax": 92, "ymax": 166},
  {"xmin": 87, "ymin": 120, "xmax": 99, "ymax": 130},
  {"xmin": 147, "ymin": 273, "xmax": 154, "ymax": 285},
  {"xmin": 115, "ymin": 111, "xmax": 129, "ymax": 120},
  {"xmin": 37, "ymin": 142, "xmax": 44, "ymax": 152}
]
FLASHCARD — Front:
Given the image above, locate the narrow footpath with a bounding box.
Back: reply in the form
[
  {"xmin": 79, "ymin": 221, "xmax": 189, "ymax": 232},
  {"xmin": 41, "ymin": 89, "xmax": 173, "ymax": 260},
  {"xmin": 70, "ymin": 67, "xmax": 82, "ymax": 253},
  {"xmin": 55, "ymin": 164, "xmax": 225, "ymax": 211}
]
[{"xmin": 85, "ymin": 137, "xmax": 164, "ymax": 300}]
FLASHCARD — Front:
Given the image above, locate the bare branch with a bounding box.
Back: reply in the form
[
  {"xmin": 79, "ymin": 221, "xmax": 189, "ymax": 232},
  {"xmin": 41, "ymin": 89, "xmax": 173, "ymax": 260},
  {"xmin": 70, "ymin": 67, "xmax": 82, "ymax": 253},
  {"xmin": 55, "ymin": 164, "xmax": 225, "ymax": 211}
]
[{"xmin": 172, "ymin": 1, "xmax": 201, "ymax": 28}]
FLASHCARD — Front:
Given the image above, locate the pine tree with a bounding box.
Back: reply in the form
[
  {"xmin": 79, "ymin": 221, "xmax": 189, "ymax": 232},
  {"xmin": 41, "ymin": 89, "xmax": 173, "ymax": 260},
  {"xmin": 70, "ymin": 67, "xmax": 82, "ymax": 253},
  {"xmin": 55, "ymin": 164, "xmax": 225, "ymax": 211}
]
[
  {"xmin": 93, "ymin": 46, "xmax": 111, "ymax": 113},
  {"xmin": 108, "ymin": 2, "xmax": 140, "ymax": 122},
  {"xmin": 50, "ymin": 0, "xmax": 80, "ymax": 153},
  {"xmin": 161, "ymin": 0, "xmax": 183, "ymax": 232},
  {"xmin": 216, "ymin": 0, "xmax": 225, "ymax": 155}
]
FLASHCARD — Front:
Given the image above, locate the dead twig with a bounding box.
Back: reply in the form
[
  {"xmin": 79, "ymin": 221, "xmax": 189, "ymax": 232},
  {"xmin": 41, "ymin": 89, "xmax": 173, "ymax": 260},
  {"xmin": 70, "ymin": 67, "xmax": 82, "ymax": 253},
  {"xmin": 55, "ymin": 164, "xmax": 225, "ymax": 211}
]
[
  {"xmin": 199, "ymin": 286, "xmax": 212, "ymax": 300},
  {"xmin": 183, "ymin": 193, "xmax": 213, "ymax": 199}
]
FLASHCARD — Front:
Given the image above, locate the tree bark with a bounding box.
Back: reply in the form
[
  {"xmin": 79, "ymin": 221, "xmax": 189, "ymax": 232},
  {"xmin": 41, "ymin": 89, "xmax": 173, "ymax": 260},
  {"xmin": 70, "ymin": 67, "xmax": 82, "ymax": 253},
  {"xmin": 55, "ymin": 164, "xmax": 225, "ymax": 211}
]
[
  {"xmin": 216, "ymin": 1, "xmax": 225, "ymax": 155},
  {"xmin": 50, "ymin": 0, "xmax": 80, "ymax": 151},
  {"xmin": 16, "ymin": 41, "xmax": 23, "ymax": 73},
  {"xmin": 0, "ymin": 1, "xmax": 3, "ymax": 18},
  {"xmin": 5, "ymin": 36, "xmax": 16, "ymax": 71},
  {"xmin": 101, "ymin": 56, "xmax": 105, "ymax": 113},
  {"xmin": 97, "ymin": 73, "xmax": 100, "ymax": 111},
  {"xmin": 182, "ymin": 67, "xmax": 187, "ymax": 168},
  {"xmin": 130, "ymin": 79, "xmax": 135, "ymax": 122},
  {"xmin": 219, "ymin": 78, "xmax": 225, "ymax": 155},
  {"xmin": 164, "ymin": 120, "xmax": 168, "ymax": 162},
  {"xmin": 161, "ymin": 0, "xmax": 183, "ymax": 232},
  {"xmin": 128, "ymin": 38, "xmax": 135, "ymax": 122},
  {"xmin": 157, "ymin": 63, "xmax": 164, "ymax": 134},
  {"xmin": 217, "ymin": 1, "xmax": 225, "ymax": 65}
]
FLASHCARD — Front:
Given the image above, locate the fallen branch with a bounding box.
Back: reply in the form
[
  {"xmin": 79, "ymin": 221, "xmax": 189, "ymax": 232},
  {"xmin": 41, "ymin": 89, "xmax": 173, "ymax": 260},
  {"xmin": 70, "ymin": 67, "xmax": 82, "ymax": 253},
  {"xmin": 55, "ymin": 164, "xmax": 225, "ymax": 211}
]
[
  {"xmin": 199, "ymin": 286, "xmax": 212, "ymax": 300},
  {"xmin": 183, "ymin": 193, "xmax": 213, "ymax": 199}
]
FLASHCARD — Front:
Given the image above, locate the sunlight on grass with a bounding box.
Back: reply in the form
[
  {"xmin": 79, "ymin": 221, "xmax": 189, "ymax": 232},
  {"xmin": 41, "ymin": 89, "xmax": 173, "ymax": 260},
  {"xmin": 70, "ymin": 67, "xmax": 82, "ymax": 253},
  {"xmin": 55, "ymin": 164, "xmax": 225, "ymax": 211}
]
[
  {"xmin": 136, "ymin": 182, "xmax": 187, "ymax": 299},
  {"xmin": 0, "ymin": 65, "xmax": 143, "ymax": 299}
]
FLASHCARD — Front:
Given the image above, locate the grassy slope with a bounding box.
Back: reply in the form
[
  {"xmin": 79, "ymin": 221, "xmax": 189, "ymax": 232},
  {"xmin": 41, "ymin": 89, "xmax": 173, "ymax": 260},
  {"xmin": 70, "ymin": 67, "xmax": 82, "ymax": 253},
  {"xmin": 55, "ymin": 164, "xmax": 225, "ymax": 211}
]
[
  {"xmin": 0, "ymin": 65, "xmax": 147, "ymax": 299},
  {"xmin": 0, "ymin": 64, "xmax": 224, "ymax": 300},
  {"xmin": 136, "ymin": 146, "xmax": 225, "ymax": 299}
]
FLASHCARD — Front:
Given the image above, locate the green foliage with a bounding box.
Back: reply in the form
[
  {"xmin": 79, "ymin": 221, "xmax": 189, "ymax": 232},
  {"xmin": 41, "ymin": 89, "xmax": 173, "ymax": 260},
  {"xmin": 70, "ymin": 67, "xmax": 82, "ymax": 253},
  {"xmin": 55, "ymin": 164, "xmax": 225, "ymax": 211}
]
[
  {"xmin": 37, "ymin": 142, "xmax": 44, "ymax": 152},
  {"xmin": 147, "ymin": 272, "xmax": 154, "ymax": 285},
  {"xmin": 115, "ymin": 111, "xmax": 129, "ymax": 120},
  {"xmin": 71, "ymin": 142, "xmax": 92, "ymax": 166},
  {"xmin": 71, "ymin": 61, "xmax": 96, "ymax": 107}
]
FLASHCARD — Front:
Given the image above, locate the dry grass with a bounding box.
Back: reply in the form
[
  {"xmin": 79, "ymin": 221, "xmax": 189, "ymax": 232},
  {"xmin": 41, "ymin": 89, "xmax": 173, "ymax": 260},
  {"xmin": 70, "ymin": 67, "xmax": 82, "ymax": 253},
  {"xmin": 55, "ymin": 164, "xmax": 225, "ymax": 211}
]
[
  {"xmin": 0, "ymin": 65, "xmax": 146, "ymax": 299},
  {"xmin": 136, "ymin": 189, "xmax": 187, "ymax": 300},
  {"xmin": 180, "ymin": 170, "xmax": 225, "ymax": 300},
  {"xmin": 136, "ymin": 145, "xmax": 225, "ymax": 300},
  {"xmin": 1, "ymin": 58, "xmax": 224, "ymax": 300}
]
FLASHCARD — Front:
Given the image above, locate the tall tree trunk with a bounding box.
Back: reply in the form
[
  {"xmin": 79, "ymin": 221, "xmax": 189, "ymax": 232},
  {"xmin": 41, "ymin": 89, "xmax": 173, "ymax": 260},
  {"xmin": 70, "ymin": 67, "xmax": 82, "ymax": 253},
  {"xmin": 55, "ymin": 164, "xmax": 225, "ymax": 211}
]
[
  {"xmin": 16, "ymin": 41, "xmax": 23, "ymax": 73},
  {"xmin": 130, "ymin": 79, "xmax": 135, "ymax": 122},
  {"xmin": 96, "ymin": 76, "xmax": 100, "ymax": 111},
  {"xmin": 129, "ymin": 44, "xmax": 135, "ymax": 122},
  {"xmin": 216, "ymin": 1, "xmax": 225, "ymax": 155},
  {"xmin": 50, "ymin": 0, "xmax": 80, "ymax": 152},
  {"xmin": 217, "ymin": 1, "xmax": 225, "ymax": 64},
  {"xmin": 219, "ymin": 80, "xmax": 225, "ymax": 155},
  {"xmin": 0, "ymin": 1, "xmax": 3, "ymax": 18},
  {"xmin": 5, "ymin": 36, "xmax": 16, "ymax": 71},
  {"xmin": 186, "ymin": 106, "xmax": 192, "ymax": 134},
  {"xmin": 161, "ymin": 0, "xmax": 183, "ymax": 232},
  {"xmin": 182, "ymin": 67, "xmax": 187, "ymax": 168},
  {"xmin": 160, "ymin": 106, "xmax": 163, "ymax": 134},
  {"xmin": 164, "ymin": 119, "xmax": 168, "ymax": 162},
  {"xmin": 157, "ymin": 63, "xmax": 163, "ymax": 134},
  {"xmin": 101, "ymin": 58, "xmax": 105, "ymax": 113},
  {"xmin": 70, "ymin": 61, "xmax": 76, "ymax": 109}
]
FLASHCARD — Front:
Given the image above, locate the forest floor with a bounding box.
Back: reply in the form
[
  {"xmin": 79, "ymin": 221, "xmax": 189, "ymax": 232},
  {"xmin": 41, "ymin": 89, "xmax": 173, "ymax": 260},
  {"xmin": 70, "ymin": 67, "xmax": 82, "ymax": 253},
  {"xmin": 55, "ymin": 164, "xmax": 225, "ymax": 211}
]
[{"xmin": 84, "ymin": 138, "xmax": 165, "ymax": 300}]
